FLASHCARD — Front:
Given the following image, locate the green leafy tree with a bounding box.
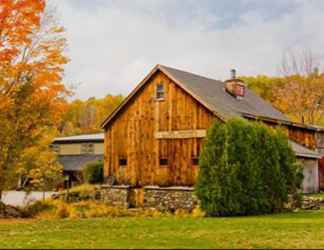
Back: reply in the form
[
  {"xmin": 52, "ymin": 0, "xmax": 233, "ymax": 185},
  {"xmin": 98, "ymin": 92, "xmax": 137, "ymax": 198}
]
[
  {"xmin": 196, "ymin": 118, "xmax": 301, "ymax": 216},
  {"xmin": 82, "ymin": 161, "xmax": 104, "ymax": 184}
]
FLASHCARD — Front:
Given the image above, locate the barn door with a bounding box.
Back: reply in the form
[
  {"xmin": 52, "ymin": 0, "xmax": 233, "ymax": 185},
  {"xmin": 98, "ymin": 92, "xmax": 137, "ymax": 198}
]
[{"xmin": 319, "ymin": 157, "xmax": 324, "ymax": 190}]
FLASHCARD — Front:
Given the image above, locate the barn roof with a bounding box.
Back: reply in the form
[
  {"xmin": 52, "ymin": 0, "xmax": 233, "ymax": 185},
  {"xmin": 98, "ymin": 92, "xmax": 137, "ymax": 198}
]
[
  {"xmin": 101, "ymin": 64, "xmax": 289, "ymax": 128},
  {"xmin": 289, "ymin": 140, "xmax": 320, "ymax": 159},
  {"xmin": 58, "ymin": 155, "xmax": 103, "ymax": 171},
  {"xmin": 53, "ymin": 133, "xmax": 104, "ymax": 144},
  {"xmin": 160, "ymin": 65, "xmax": 289, "ymax": 121}
]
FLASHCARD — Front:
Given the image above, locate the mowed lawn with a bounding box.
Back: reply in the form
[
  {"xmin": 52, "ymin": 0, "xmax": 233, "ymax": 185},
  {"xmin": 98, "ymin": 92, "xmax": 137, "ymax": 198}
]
[{"xmin": 1, "ymin": 210, "xmax": 324, "ymax": 249}]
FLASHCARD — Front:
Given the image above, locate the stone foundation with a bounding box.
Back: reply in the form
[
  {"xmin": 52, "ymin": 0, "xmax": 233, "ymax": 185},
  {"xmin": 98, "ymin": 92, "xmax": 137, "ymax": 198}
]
[
  {"xmin": 143, "ymin": 186, "xmax": 198, "ymax": 212},
  {"xmin": 100, "ymin": 185, "xmax": 130, "ymax": 208}
]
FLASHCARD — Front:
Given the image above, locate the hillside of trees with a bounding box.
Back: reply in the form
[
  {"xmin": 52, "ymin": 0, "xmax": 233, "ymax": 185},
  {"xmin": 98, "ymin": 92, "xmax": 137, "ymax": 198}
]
[{"xmin": 58, "ymin": 95, "xmax": 124, "ymax": 136}]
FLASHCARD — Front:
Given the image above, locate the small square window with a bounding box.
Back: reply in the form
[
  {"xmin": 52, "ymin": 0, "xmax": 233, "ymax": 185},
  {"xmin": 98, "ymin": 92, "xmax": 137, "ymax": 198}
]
[
  {"xmin": 50, "ymin": 144, "xmax": 60, "ymax": 154},
  {"xmin": 192, "ymin": 158, "xmax": 199, "ymax": 166},
  {"xmin": 156, "ymin": 83, "xmax": 165, "ymax": 100},
  {"xmin": 81, "ymin": 143, "xmax": 94, "ymax": 154},
  {"xmin": 160, "ymin": 158, "xmax": 168, "ymax": 166},
  {"xmin": 119, "ymin": 158, "xmax": 127, "ymax": 167}
]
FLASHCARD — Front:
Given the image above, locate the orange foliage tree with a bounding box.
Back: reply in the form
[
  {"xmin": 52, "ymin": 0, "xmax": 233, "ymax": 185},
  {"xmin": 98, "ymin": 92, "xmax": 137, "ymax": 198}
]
[
  {"xmin": 0, "ymin": 0, "xmax": 68, "ymax": 195},
  {"xmin": 274, "ymin": 50, "xmax": 324, "ymax": 124},
  {"xmin": 242, "ymin": 50, "xmax": 324, "ymax": 125}
]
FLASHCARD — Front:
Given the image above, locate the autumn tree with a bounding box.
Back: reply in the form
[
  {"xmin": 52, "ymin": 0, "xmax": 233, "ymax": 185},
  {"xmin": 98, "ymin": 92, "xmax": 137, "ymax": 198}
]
[
  {"xmin": 0, "ymin": 0, "xmax": 69, "ymax": 197},
  {"xmin": 241, "ymin": 50, "xmax": 324, "ymax": 125},
  {"xmin": 274, "ymin": 50, "xmax": 324, "ymax": 124},
  {"xmin": 240, "ymin": 75, "xmax": 284, "ymax": 103},
  {"xmin": 18, "ymin": 130, "xmax": 63, "ymax": 199},
  {"xmin": 59, "ymin": 95, "xmax": 124, "ymax": 135}
]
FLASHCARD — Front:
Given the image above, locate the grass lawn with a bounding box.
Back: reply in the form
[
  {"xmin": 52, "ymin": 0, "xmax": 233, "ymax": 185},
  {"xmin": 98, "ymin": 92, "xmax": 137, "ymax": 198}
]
[
  {"xmin": 0, "ymin": 210, "xmax": 324, "ymax": 249},
  {"xmin": 305, "ymin": 193, "xmax": 324, "ymax": 199}
]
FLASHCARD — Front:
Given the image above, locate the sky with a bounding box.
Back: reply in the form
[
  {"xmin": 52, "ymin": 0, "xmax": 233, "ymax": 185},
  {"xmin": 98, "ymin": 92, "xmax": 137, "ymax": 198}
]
[{"xmin": 50, "ymin": 0, "xmax": 324, "ymax": 100}]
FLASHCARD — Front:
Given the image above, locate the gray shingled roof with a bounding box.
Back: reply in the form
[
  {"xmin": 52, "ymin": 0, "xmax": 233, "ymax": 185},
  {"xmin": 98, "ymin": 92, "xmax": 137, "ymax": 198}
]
[
  {"xmin": 58, "ymin": 155, "xmax": 104, "ymax": 171},
  {"xmin": 160, "ymin": 65, "xmax": 289, "ymax": 122},
  {"xmin": 53, "ymin": 133, "xmax": 104, "ymax": 143},
  {"xmin": 289, "ymin": 140, "xmax": 320, "ymax": 159},
  {"xmin": 101, "ymin": 64, "xmax": 290, "ymax": 128}
]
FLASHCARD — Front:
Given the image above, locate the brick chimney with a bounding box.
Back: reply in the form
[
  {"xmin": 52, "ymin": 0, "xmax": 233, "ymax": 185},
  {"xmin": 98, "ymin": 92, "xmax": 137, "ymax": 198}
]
[{"xmin": 225, "ymin": 69, "xmax": 245, "ymax": 99}]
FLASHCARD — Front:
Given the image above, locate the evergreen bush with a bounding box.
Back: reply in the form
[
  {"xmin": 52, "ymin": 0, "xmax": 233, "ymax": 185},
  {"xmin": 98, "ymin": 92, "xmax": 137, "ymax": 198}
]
[
  {"xmin": 196, "ymin": 118, "xmax": 301, "ymax": 216},
  {"xmin": 82, "ymin": 161, "xmax": 103, "ymax": 184}
]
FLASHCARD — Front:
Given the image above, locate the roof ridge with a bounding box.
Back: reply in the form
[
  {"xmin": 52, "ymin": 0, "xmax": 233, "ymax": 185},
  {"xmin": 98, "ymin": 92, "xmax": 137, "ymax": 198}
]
[{"xmin": 158, "ymin": 64, "xmax": 224, "ymax": 84}]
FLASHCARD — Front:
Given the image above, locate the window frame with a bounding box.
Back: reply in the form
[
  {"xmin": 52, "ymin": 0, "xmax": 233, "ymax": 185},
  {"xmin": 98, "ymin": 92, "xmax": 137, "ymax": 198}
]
[
  {"xmin": 192, "ymin": 157, "xmax": 199, "ymax": 166},
  {"xmin": 81, "ymin": 143, "xmax": 94, "ymax": 155},
  {"xmin": 156, "ymin": 83, "xmax": 165, "ymax": 101},
  {"xmin": 119, "ymin": 158, "xmax": 128, "ymax": 167},
  {"xmin": 159, "ymin": 158, "xmax": 168, "ymax": 166},
  {"xmin": 50, "ymin": 144, "xmax": 60, "ymax": 154}
]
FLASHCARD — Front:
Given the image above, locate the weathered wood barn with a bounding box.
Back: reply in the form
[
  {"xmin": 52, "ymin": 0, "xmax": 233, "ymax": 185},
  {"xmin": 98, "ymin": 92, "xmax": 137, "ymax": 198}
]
[{"xmin": 101, "ymin": 64, "xmax": 323, "ymax": 196}]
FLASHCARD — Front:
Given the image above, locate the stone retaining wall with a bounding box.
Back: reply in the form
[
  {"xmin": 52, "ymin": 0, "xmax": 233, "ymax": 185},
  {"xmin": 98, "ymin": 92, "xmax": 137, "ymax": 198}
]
[
  {"xmin": 98, "ymin": 186, "xmax": 198, "ymax": 211},
  {"xmin": 100, "ymin": 185, "xmax": 130, "ymax": 208},
  {"xmin": 143, "ymin": 186, "xmax": 198, "ymax": 212}
]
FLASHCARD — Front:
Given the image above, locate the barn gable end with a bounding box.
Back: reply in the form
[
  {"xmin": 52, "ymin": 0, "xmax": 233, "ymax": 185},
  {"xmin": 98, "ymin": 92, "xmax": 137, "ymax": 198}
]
[{"xmin": 104, "ymin": 69, "xmax": 217, "ymax": 186}]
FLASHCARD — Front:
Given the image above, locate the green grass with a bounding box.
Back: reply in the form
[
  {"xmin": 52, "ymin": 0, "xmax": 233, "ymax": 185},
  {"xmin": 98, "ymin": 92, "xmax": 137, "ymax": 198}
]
[
  {"xmin": 1, "ymin": 210, "xmax": 324, "ymax": 249},
  {"xmin": 304, "ymin": 192, "xmax": 324, "ymax": 199}
]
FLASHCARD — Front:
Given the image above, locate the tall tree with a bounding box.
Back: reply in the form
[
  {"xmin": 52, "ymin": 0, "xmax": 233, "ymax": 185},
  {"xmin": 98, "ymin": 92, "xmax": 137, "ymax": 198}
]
[
  {"xmin": 274, "ymin": 50, "xmax": 324, "ymax": 124},
  {"xmin": 0, "ymin": 0, "xmax": 69, "ymax": 197},
  {"xmin": 242, "ymin": 50, "xmax": 324, "ymax": 125}
]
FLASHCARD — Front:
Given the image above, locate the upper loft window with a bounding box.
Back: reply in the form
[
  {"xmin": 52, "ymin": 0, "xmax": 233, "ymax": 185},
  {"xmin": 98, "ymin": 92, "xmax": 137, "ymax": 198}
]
[
  {"xmin": 156, "ymin": 83, "xmax": 165, "ymax": 100},
  {"xmin": 81, "ymin": 143, "xmax": 94, "ymax": 154}
]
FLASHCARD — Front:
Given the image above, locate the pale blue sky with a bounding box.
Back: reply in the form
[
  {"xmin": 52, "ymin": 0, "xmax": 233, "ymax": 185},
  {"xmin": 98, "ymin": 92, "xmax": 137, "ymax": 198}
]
[{"xmin": 51, "ymin": 0, "xmax": 324, "ymax": 99}]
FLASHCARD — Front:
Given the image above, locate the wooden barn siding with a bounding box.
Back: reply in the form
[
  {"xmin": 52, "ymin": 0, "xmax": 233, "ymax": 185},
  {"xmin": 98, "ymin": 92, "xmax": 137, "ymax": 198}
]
[
  {"xmin": 288, "ymin": 127, "xmax": 316, "ymax": 149},
  {"xmin": 104, "ymin": 71, "xmax": 216, "ymax": 186},
  {"xmin": 249, "ymin": 119, "xmax": 317, "ymax": 150}
]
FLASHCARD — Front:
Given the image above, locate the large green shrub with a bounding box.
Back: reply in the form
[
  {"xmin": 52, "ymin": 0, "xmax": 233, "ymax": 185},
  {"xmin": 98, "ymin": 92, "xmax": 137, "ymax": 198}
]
[
  {"xmin": 196, "ymin": 118, "xmax": 301, "ymax": 216},
  {"xmin": 82, "ymin": 161, "xmax": 103, "ymax": 184}
]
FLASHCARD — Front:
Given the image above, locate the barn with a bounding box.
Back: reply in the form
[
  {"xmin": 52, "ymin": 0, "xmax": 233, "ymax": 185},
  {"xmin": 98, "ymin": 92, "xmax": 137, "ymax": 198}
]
[{"xmin": 101, "ymin": 65, "xmax": 322, "ymax": 208}]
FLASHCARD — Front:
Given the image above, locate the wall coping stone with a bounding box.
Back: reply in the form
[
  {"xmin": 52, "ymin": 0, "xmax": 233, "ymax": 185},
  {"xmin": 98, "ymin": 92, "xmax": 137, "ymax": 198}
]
[
  {"xmin": 143, "ymin": 186, "xmax": 194, "ymax": 191},
  {"xmin": 101, "ymin": 185, "xmax": 131, "ymax": 190}
]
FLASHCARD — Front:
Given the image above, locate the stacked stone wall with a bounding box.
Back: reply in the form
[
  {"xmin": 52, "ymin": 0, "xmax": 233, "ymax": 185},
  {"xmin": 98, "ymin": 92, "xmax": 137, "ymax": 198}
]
[
  {"xmin": 143, "ymin": 186, "xmax": 198, "ymax": 211},
  {"xmin": 100, "ymin": 185, "xmax": 130, "ymax": 208},
  {"xmin": 99, "ymin": 186, "xmax": 198, "ymax": 211}
]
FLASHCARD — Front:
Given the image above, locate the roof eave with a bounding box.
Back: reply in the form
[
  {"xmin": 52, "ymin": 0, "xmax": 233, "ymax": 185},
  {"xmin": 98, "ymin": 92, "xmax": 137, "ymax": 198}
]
[
  {"xmin": 242, "ymin": 113, "xmax": 324, "ymax": 132},
  {"xmin": 295, "ymin": 153, "xmax": 321, "ymax": 159},
  {"xmin": 53, "ymin": 139, "xmax": 104, "ymax": 144},
  {"xmin": 101, "ymin": 64, "xmax": 161, "ymax": 129}
]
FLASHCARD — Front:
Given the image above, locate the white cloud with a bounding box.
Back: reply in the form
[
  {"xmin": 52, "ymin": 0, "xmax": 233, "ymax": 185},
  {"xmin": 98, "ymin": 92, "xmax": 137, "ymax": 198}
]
[{"xmin": 51, "ymin": 0, "xmax": 324, "ymax": 99}]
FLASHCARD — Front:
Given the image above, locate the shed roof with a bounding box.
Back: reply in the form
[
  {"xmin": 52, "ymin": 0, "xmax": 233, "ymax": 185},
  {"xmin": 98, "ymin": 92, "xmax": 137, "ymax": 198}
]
[
  {"xmin": 101, "ymin": 64, "xmax": 290, "ymax": 128},
  {"xmin": 58, "ymin": 155, "xmax": 103, "ymax": 171},
  {"xmin": 289, "ymin": 140, "xmax": 320, "ymax": 159},
  {"xmin": 53, "ymin": 133, "xmax": 104, "ymax": 144}
]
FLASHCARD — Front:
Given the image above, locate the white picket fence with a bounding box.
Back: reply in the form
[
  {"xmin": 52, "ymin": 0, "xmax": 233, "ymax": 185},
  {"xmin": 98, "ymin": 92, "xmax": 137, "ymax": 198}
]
[{"xmin": 1, "ymin": 191, "xmax": 56, "ymax": 207}]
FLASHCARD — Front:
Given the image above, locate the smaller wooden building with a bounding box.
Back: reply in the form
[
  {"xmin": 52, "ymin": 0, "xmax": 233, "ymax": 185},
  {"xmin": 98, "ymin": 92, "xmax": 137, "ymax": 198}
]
[
  {"xmin": 101, "ymin": 64, "xmax": 321, "ymax": 194},
  {"xmin": 51, "ymin": 133, "xmax": 104, "ymax": 187}
]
